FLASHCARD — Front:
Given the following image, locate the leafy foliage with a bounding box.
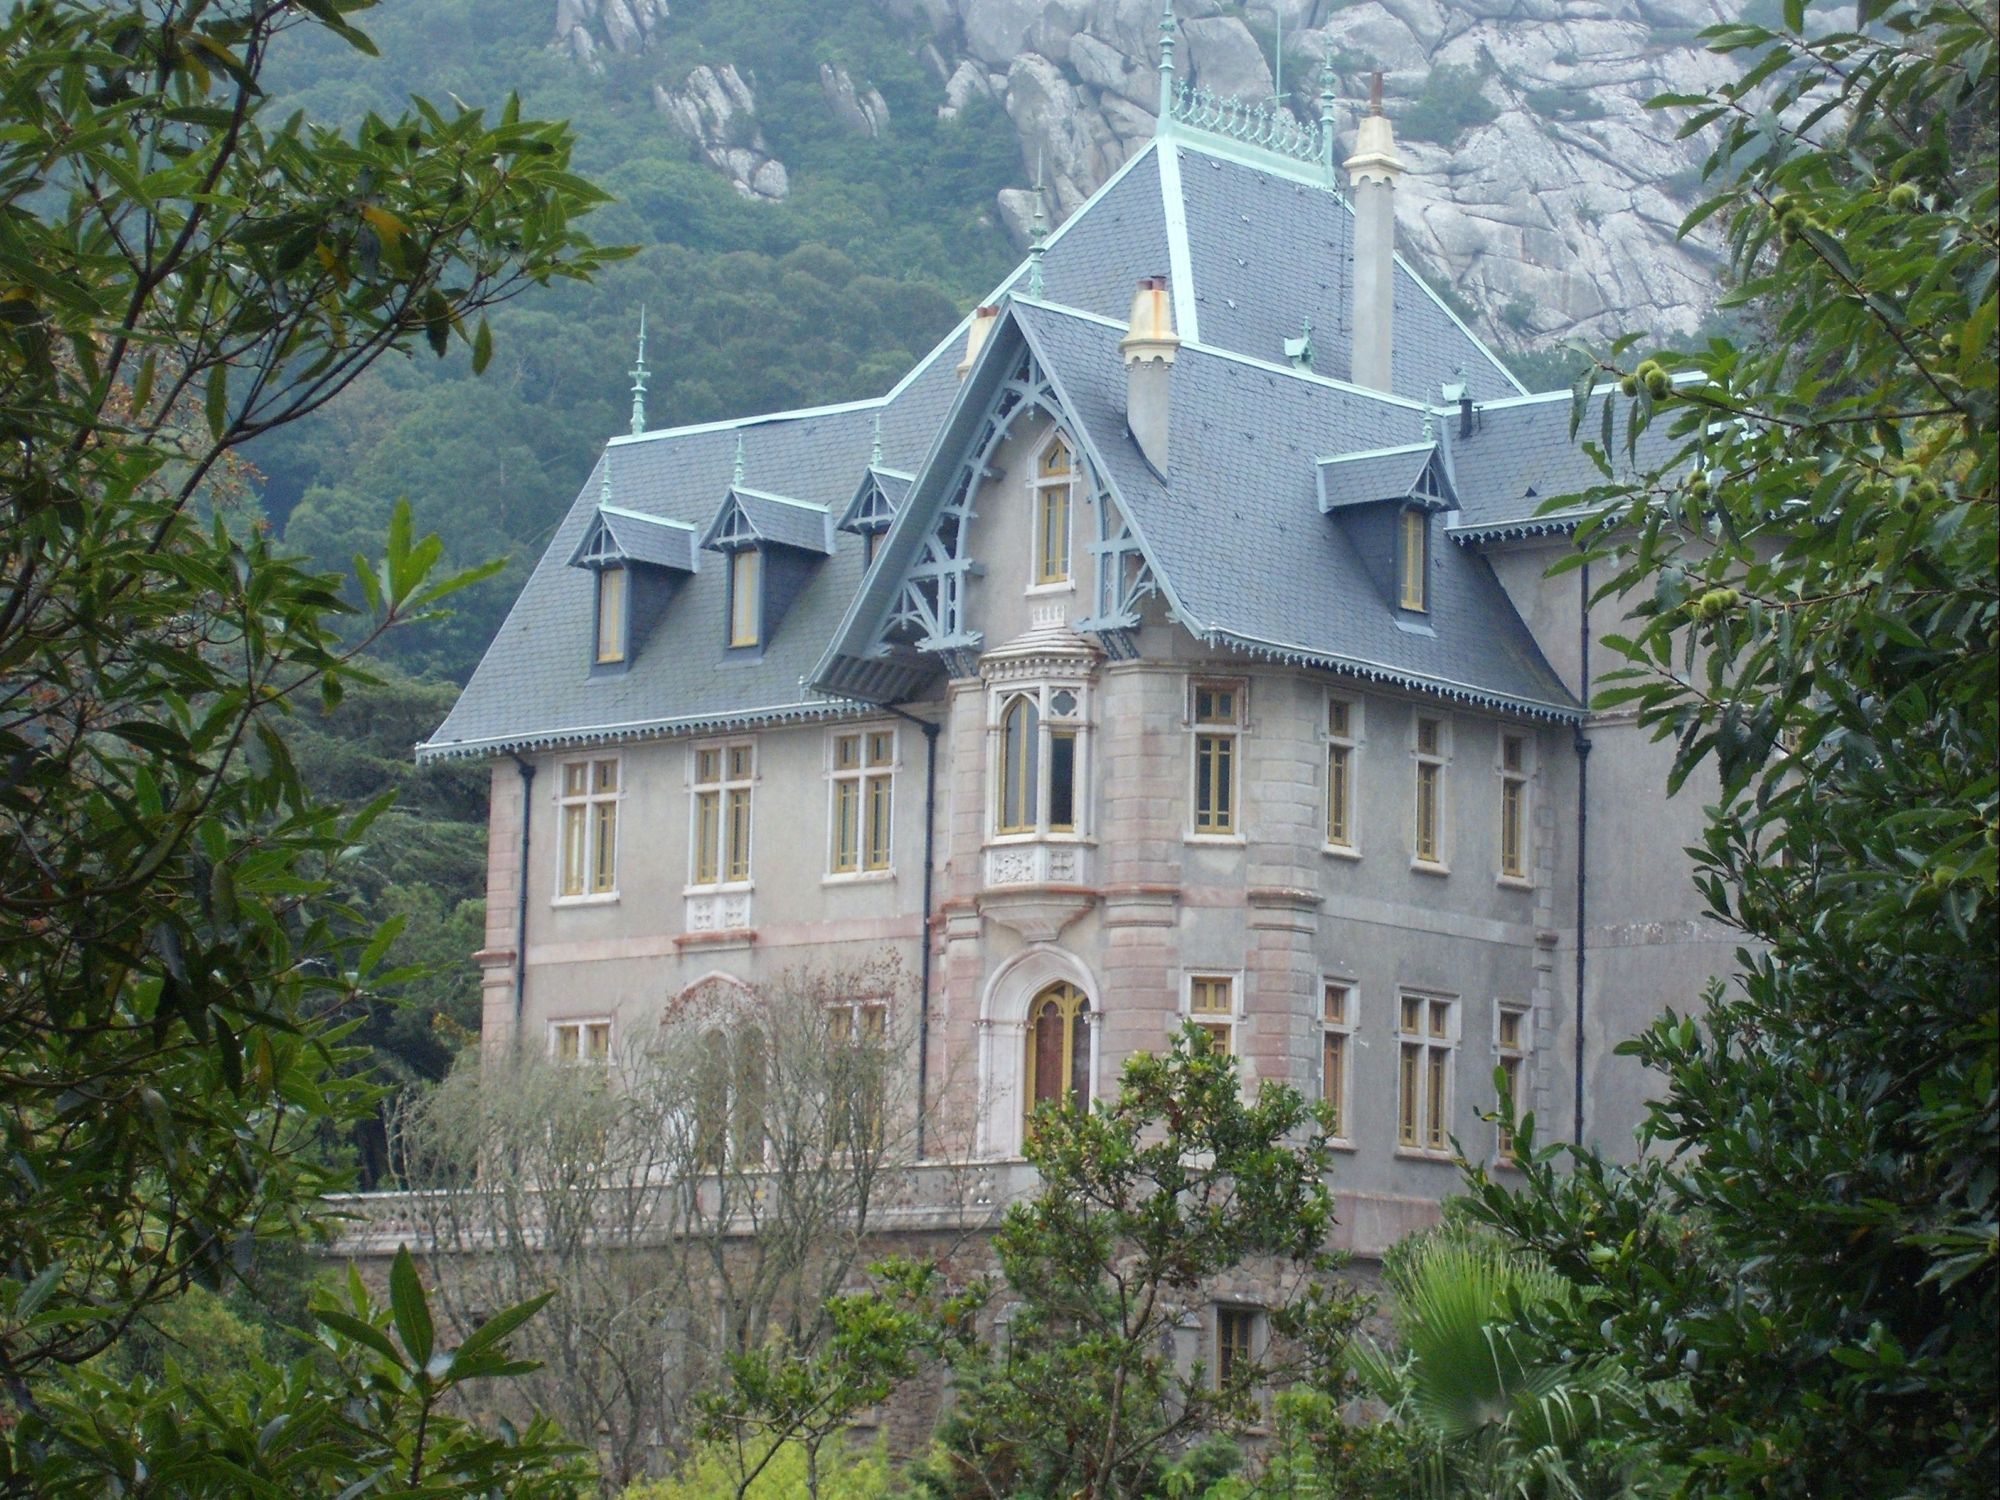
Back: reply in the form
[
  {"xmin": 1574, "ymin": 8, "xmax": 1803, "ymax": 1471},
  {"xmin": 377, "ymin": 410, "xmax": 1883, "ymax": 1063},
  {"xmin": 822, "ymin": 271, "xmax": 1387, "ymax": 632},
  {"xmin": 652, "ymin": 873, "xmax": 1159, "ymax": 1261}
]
[
  {"xmin": 623, "ymin": 1438, "xmax": 903, "ymax": 1500},
  {"xmin": 825, "ymin": 1029, "xmax": 1383, "ymax": 1500},
  {"xmin": 280, "ymin": 662, "xmax": 494, "ymax": 1180},
  {"xmin": 0, "ymin": 0, "xmax": 616, "ymax": 1476},
  {"xmin": 695, "ymin": 1287, "xmax": 939, "ymax": 1500},
  {"xmin": 1464, "ymin": 1, "xmax": 1999, "ymax": 1493},
  {"xmin": 19, "ymin": 1249, "xmax": 589, "ymax": 1496},
  {"xmin": 1355, "ymin": 1230, "xmax": 1647, "ymax": 1498}
]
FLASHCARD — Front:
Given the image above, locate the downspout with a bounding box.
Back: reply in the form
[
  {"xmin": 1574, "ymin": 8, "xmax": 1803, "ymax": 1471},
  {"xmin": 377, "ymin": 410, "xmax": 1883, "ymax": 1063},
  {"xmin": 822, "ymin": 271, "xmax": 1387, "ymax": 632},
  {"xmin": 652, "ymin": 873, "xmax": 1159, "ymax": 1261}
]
[
  {"xmin": 880, "ymin": 704, "xmax": 941, "ymax": 1161},
  {"xmin": 510, "ymin": 754, "xmax": 536, "ymax": 1057},
  {"xmin": 1572, "ymin": 562, "xmax": 1591, "ymax": 1147}
]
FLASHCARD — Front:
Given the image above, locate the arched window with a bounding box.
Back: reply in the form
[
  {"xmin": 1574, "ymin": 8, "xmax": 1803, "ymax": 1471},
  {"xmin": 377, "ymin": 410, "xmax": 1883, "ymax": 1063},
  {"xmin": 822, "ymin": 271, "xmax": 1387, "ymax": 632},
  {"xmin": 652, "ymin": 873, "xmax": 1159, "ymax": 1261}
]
[
  {"xmin": 695, "ymin": 1026, "xmax": 767, "ymax": 1169},
  {"xmin": 998, "ymin": 694, "xmax": 1041, "ymax": 833},
  {"xmin": 1034, "ymin": 437, "xmax": 1073, "ymax": 585},
  {"xmin": 1024, "ymin": 981, "xmax": 1091, "ymax": 1120}
]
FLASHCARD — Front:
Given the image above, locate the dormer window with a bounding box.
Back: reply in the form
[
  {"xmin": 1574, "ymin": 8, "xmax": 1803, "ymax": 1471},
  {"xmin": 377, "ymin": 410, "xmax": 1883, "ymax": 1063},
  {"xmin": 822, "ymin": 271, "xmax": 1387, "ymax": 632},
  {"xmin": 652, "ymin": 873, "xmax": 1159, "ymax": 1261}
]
[
  {"xmin": 838, "ymin": 461, "xmax": 910, "ymax": 574},
  {"xmin": 595, "ymin": 565, "xmax": 629, "ymax": 664},
  {"xmin": 566, "ymin": 499, "xmax": 697, "ymax": 673},
  {"xmin": 728, "ymin": 548, "xmax": 762, "ymax": 649},
  {"xmin": 1315, "ymin": 442, "xmax": 1455, "ymax": 619},
  {"xmin": 1032, "ymin": 437, "xmax": 1073, "ymax": 587},
  {"xmin": 1399, "ymin": 506, "xmax": 1429, "ymax": 612},
  {"xmin": 702, "ymin": 476, "xmax": 831, "ymax": 653}
]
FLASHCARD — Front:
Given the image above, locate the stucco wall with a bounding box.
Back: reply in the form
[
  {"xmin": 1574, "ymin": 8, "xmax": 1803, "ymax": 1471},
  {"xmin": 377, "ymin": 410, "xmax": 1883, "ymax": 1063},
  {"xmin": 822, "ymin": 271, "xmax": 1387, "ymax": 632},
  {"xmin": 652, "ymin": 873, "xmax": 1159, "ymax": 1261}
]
[{"xmin": 478, "ymin": 414, "xmax": 1730, "ymax": 1217}]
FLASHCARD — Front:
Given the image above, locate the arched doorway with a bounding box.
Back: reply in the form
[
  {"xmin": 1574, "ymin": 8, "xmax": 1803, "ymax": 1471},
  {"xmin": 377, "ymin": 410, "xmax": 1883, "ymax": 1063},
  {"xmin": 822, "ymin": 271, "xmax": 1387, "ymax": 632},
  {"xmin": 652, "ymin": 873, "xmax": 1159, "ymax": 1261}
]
[{"xmin": 1023, "ymin": 980, "xmax": 1092, "ymax": 1123}]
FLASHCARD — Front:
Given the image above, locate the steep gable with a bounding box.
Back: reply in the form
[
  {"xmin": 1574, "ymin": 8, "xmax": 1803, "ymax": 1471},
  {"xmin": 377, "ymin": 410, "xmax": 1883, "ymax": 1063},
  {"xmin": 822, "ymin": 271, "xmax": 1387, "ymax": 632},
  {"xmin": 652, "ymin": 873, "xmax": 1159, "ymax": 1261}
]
[{"xmin": 812, "ymin": 300, "xmax": 1574, "ymax": 720}]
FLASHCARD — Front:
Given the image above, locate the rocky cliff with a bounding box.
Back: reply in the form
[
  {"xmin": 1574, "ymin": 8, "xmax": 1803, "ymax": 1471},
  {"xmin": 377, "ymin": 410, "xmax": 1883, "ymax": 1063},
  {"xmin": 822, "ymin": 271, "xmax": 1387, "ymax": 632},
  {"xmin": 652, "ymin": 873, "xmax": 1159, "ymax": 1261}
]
[{"xmin": 552, "ymin": 0, "xmax": 1739, "ymax": 348}]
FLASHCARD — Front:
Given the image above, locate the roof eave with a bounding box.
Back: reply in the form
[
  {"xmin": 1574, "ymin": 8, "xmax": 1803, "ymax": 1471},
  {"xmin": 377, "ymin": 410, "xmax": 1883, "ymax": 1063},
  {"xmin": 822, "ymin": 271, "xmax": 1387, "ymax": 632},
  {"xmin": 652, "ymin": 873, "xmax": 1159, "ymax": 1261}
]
[
  {"xmin": 1197, "ymin": 626, "xmax": 1582, "ymax": 721},
  {"xmin": 416, "ymin": 698, "xmax": 868, "ymax": 765}
]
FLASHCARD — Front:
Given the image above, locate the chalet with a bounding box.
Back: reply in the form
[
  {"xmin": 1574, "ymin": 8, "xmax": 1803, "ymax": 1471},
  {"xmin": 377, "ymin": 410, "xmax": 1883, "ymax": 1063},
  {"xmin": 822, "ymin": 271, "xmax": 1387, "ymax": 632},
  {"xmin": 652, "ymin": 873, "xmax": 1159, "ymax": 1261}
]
[{"xmin": 420, "ymin": 38, "xmax": 1720, "ymax": 1261}]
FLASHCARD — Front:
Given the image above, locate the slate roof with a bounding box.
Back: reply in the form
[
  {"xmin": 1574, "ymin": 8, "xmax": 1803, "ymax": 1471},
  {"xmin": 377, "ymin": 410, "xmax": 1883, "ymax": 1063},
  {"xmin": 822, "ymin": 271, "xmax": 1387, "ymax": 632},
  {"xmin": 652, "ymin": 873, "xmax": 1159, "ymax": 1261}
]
[
  {"xmin": 1172, "ymin": 146, "xmax": 1521, "ymax": 403},
  {"xmin": 1033, "ymin": 148, "xmax": 1175, "ymax": 327},
  {"xmin": 1316, "ymin": 443, "xmax": 1442, "ymax": 513},
  {"xmin": 703, "ymin": 487, "xmax": 833, "ymax": 555},
  {"xmin": 1446, "ymin": 388, "xmax": 1687, "ymax": 538},
  {"xmin": 569, "ymin": 503, "xmax": 698, "ymax": 572},
  {"xmin": 815, "ymin": 302, "xmax": 1575, "ymax": 720},
  {"xmin": 422, "ymin": 126, "xmax": 1593, "ymax": 761}
]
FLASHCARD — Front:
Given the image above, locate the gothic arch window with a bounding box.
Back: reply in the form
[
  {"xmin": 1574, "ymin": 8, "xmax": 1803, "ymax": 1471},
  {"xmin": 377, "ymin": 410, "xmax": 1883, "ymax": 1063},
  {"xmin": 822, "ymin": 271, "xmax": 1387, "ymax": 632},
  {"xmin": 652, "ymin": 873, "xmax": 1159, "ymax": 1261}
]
[
  {"xmin": 990, "ymin": 684, "xmax": 1085, "ymax": 840},
  {"xmin": 1032, "ymin": 435, "xmax": 1073, "ymax": 587},
  {"xmin": 1023, "ymin": 981, "xmax": 1091, "ymax": 1122},
  {"xmin": 663, "ymin": 974, "xmax": 767, "ymax": 1171},
  {"xmin": 695, "ymin": 1025, "xmax": 766, "ymax": 1170},
  {"xmin": 998, "ymin": 693, "xmax": 1040, "ymax": 833}
]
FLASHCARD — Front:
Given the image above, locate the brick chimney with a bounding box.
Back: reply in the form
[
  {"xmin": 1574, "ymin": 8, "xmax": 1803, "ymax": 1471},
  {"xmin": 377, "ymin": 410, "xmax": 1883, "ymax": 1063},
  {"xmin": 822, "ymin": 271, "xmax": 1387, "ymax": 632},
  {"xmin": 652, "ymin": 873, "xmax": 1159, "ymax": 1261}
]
[
  {"xmin": 1343, "ymin": 74, "xmax": 1406, "ymax": 394},
  {"xmin": 1119, "ymin": 276, "xmax": 1179, "ymax": 474},
  {"xmin": 955, "ymin": 304, "xmax": 1000, "ymax": 380}
]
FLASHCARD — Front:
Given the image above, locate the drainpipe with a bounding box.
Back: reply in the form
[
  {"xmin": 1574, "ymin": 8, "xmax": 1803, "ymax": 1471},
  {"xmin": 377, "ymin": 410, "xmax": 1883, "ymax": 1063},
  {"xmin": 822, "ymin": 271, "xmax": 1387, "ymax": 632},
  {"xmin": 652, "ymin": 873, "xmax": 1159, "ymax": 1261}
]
[
  {"xmin": 1572, "ymin": 562, "xmax": 1591, "ymax": 1147},
  {"xmin": 510, "ymin": 754, "xmax": 536, "ymax": 1056},
  {"xmin": 880, "ymin": 704, "xmax": 941, "ymax": 1161}
]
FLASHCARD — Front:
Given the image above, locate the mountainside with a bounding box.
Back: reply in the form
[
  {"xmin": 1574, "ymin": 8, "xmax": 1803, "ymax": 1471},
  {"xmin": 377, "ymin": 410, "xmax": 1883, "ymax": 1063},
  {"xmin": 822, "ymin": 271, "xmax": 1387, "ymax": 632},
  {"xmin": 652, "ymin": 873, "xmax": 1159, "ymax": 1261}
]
[
  {"xmin": 557, "ymin": 0, "xmax": 1736, "ymax": 347},
  {"xmin": 249, "ymin": 0, "xmax": 1750, "ymax": 692}
]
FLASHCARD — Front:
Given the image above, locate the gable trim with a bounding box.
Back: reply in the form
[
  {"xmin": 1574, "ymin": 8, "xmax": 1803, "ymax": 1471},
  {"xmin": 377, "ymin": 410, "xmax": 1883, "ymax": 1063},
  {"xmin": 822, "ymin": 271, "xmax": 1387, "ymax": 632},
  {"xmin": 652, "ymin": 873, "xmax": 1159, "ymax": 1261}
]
[{"xmin": 1156, "ymin": 142, "xmax": 1201, "ymax": 344}]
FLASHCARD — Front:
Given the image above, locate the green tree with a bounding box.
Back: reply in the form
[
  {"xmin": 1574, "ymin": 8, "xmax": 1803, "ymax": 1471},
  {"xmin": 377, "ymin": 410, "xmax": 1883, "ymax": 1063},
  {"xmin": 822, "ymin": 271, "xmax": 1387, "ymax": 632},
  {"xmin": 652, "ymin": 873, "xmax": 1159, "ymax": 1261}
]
[
  {"xmin": 847, "ymin": 1029, "xmax": 1379, "ymax": 1500},
  {"xmin": 1354, "ymin": 1230, "xmax": 1646, "ymax": 1498},
  {"xmin": 0, "ymin": 0, "xmax": 618, "ymax": 1475},
  {"xmin": 1465, "ymin": 1, "xmax": 1997, "ymax": 1493}
]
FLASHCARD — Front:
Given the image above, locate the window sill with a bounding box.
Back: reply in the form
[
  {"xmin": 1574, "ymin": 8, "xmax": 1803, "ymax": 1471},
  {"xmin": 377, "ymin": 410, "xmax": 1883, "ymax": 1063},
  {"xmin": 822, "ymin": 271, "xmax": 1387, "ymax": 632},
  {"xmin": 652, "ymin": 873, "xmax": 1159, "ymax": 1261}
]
[
  {"xmin": 1410, "ymin": 858, "xmax": 1451, "ymax": 877},
  {"xmin": 1394, "ymin": 1147, "xmax": 1462, "ymax": 1164},
  {"xmin": 1322, "ymin": 843, "xmax": 1361, "ymax": 862},
  {"xmin": 683, "ymin": 881, "xmax": 755, "ymax": 897},
  {"xmin": 823, "ymin": 869, "xmax": 896, "ymax": 886},
  {"xmin": 1327, "ymin": 1138, "xmax": 1357, "ymax": 1153},
  {"xmin": 1495, "ymin": 873, "xmax": 1534, "ymax": 892},
  {"xmin": 1024, "ymin": 580, "xmax": 1075, "ymax": 596},
  {"xmin": 985, "ymin": 833, "xmax": 1095, "ymax": 848},
  {"xmin": 1184, "ymin": 832, "xmax": 1247, "ymax": 847},
  {"xmin": 551, "ymin": 892, "xmax": 620, "ymax": 908}
]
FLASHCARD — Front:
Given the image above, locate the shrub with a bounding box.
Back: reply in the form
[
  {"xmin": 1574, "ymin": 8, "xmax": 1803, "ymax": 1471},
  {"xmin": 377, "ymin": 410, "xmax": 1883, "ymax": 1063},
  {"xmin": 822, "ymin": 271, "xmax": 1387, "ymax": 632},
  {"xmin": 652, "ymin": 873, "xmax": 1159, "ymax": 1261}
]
[
  {"xmin": 1398, "ymin": 65, "xmax": 1499, "ymax": 145},
  {"xmin": 624, "ymin": 1440, "xmax": 901, "ymax": 1498}
]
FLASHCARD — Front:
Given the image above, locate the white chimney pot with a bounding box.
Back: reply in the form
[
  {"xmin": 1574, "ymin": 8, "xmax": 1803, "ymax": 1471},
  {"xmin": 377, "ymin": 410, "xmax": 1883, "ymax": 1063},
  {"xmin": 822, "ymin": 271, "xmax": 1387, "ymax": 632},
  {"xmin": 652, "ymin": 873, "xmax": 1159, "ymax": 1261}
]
[{"xmin": 1120, "ymin": 276, "xmax": 1178, "ymax": 475}]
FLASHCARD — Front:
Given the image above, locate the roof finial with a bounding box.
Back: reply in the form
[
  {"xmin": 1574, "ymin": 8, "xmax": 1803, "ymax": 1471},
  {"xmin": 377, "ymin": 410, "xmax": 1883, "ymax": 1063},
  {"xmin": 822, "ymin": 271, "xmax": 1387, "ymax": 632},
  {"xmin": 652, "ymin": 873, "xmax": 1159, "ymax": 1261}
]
[
  {"xmin": 628, "ymin": 304, "xmax": 650, "ymax": 437},
  {"xmin": 1422, "ymin": 407, "xmax": 1436, "ymax": 444},
  {"xmin": 1369, "ymin": 68, "xmax": 1384, "ymax": 116},
  {"xmin": 732, "ymin": 431, "xmax": 745, "ymax": 485},
  {"xmin": 1319, "ymin": 45, "xmax": 1339, "ymax": 184},
  {"xmin": 871, "ymin": 410, "xmax": 884, "ymax": 468},
  {"xmin": 600, "ymin": 452, "xmax": 613, "ymax": 506},
  {"xmin": 1157, "ymin": 1, "xmax": 1177, "ymax": 122},
  {"xmin": 1028, "ymin": 152, "xmax": 1049, "ymax": 299},
  {"xmin": 1271, "ymin": 3, "xmax": 1284, "ymax": 110}
]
